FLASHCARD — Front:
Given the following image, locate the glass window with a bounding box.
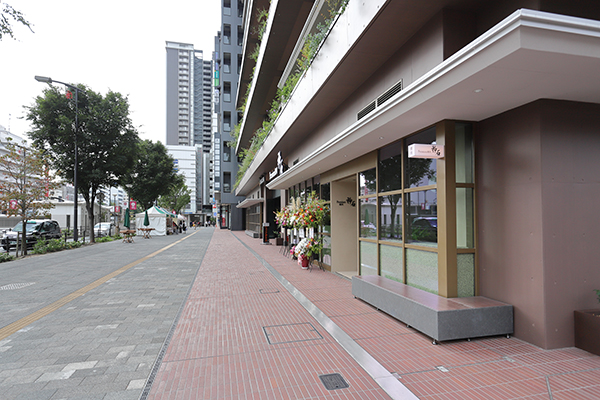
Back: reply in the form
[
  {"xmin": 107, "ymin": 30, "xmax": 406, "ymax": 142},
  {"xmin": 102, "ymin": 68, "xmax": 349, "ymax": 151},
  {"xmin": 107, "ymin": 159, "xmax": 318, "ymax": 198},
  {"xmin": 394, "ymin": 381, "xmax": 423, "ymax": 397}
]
[
  {"xmin": 379, "ymin": 194, "xmax": 402, "ymax": 242},
  {"xmin": 379, "ymin": 141, "xmax": 402, "ymax": 192},
  {"xmin": 380, "ymin": 244, "xmax": 403, "ymax": 283},
  {"xmin": 406, "ymin": 248, "xmax": 438, "ymax": 294},
  {"xmin": 321, "ymin": 182, "xmax": 330, "ymax": 201},
  {"xmin": 405, "ymin": 127, "xmax": 437, "ymax": 188},
  {"xmin": 360, "ymin": 241, "xmax": 378, "ymax": 275},
  {"xmin": 223, "ymin": 143, "xmax": 231, "ymax": 162},
  {"xmin": 456, "ymin": 188, "xmax": 474, "ymax": 249},
  {"xmin": 322, "ymin": 235, "xmax": 332, "ymax": 266},
  {"xmin": 360, "ymin": 197, "xmax": 377, "ymax": 239},
  {"xmin": 456, "ymin": 124, "xmax": 474, "ymax": 183},
  {"xmin": 406, "ymin": 189, "xmax": 437, "ymax": 247},
  {"xmin": 359, "ymin": 168, "xmax": 376, "ymax": 196}
]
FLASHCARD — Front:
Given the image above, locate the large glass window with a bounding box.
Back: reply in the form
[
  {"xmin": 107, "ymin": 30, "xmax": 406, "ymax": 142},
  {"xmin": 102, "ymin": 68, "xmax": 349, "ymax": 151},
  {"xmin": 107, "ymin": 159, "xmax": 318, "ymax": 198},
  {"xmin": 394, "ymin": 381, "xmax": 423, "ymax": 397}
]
[
  {"xmin": 379, "ymin": 141, "xmax": 402, "ymax": 192},
  {"xmin": 321, "ymin": 182, "xmax": 330, "ymax": 201},
  {"xmin": 379, "ymin": 195, "xmax": 402, "ymax": 242},
  {"xmin": 380, "ymin": 244, "xmax": 403, "ymax": 283},
  {"xmin": 406, "ymin": 190, "xmax": 437, "ymax": 247},
  {"xmin": 359, "ymin": 168, "xmax": 376, "ymax": 196},
  {"xmin": 360, "ymin": 197, "xmax": 377, "ymax": 239},
  {"xmin": 360, "ymin": 241, "xmax": 378, "ymax": 275},
  {"xmin": 405, "ymin": 127, "xmax": 437, "ymax": 188}
]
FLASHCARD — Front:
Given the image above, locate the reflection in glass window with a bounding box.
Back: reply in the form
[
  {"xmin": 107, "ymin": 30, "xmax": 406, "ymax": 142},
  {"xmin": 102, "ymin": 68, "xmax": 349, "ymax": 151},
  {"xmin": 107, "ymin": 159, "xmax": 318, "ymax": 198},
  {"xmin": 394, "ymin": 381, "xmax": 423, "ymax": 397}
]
[
  {"xmin": 405, "ymin": 127, "xmax": 437, "ymax": 188},
  {"xmin": 406, "ymin": 190, "xmax": 437, "ymax": 247},
  {"xmin": 379, "ymin": 195, "xmax": 402, "ymax": 242},
  {"xmin": 360, "ymin": 197, "xmax": 377, "ymax": 239},
  {"xmin": 321, "ymin": 182, "xmax": 330, "ymax": 201},
  {"xmin": 379, "ymin": 141, "xmax": 402, "ymax": 192},
  {"xmin": 456, "ymin": 188, "xmax": 474, "ymax": 248},
  {"xmin": 359, "ymin": 168, "xmax": 376, "ymax": 196}
]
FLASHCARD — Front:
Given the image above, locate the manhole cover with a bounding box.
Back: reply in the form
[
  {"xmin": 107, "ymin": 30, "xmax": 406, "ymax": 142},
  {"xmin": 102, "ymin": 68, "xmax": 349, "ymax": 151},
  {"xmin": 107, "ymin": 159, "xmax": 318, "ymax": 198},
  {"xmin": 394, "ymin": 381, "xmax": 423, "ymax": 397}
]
[
  {"xmin": 319, "ymin": 373, "xmax": 349, "ymax": 390},
  {"xmin": 0, "ymin": 282, "xmax": 35, "ymax": 290},
  {"xmin": 263, "ymin": 322, "xmax": 322, "ymax": 344}
]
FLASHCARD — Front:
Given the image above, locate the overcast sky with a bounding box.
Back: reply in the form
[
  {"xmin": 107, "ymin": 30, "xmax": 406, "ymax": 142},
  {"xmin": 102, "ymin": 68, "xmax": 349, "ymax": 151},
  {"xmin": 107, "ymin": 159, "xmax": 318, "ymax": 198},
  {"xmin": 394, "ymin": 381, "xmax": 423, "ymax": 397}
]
[{"xmin": 0, "ymin": 0, "xmax": 221, "ymax": 144}]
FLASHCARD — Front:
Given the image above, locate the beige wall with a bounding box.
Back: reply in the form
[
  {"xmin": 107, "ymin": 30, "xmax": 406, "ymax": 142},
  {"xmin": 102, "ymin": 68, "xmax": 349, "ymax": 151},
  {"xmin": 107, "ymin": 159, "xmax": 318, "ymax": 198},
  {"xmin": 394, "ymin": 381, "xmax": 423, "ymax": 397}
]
[
  {"xmin": 331, "ymin": 177, "xmax": 358, "ymax": 274},
  {"xmin": 477, "ymin": 99, "xmax": 600, "ymax": 349}
]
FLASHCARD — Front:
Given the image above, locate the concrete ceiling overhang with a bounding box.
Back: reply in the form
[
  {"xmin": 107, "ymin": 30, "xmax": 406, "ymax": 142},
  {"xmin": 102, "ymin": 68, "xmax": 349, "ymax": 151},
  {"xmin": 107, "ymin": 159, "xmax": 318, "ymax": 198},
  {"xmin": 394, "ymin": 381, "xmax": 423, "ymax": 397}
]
[
  {"xmin": 236, "ymin": 198, "xmax": 265, "ymax": 208},
  {"xmin": 266, "ymin": 9, "xmax": 600, "ymax": 190},
  {"xmin": 236, "ymin": 0, "xmax": 315, "ymax": 153}
]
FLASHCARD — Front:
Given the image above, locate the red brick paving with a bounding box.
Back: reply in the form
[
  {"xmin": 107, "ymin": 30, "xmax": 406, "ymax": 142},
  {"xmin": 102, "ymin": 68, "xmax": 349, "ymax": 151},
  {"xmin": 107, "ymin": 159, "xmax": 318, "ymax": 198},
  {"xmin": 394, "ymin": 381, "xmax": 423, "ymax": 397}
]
[{"xmin": 147, "ymin": 229, "xmax": 600, "ymax": 399}]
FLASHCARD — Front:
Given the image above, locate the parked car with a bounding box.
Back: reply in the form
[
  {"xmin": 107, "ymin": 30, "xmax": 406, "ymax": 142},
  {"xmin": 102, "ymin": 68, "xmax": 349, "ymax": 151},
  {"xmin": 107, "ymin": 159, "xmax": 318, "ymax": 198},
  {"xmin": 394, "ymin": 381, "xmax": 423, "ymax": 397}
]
[
  {"xmin": 410, "ymin": 217, "xmax": 437, "ymax": 242},
  {"xmin": 1, "ymin": 219, "xmax": 62, "ymax": 251},
  {"xmin": 93, "ymin": 222, "xmax": 114, "ymax": 237}
]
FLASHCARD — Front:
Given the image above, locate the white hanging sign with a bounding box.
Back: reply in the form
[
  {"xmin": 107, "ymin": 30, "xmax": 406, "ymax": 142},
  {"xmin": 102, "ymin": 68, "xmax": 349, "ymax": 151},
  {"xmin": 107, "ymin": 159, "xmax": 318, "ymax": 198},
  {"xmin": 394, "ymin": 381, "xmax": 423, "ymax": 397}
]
[{"xmin": 408, "ymin": 144, "xmax": 444, "ymax": 159}]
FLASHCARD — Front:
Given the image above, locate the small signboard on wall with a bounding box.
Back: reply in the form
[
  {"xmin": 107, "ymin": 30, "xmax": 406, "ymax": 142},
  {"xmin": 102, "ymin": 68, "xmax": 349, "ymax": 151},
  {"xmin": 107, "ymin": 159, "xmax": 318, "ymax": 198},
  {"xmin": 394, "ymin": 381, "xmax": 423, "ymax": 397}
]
[{"xmin": 408, "ymin": 144, "xmax": 444, "ymax": 159}]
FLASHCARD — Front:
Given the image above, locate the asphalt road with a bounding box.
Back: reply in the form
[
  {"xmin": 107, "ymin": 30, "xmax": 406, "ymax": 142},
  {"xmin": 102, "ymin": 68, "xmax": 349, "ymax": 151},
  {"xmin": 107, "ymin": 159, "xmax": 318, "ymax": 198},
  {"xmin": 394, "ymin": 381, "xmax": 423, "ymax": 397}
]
[{"xmin": 0, "ymin": 228, "xmax": 214, "ymax": 400}]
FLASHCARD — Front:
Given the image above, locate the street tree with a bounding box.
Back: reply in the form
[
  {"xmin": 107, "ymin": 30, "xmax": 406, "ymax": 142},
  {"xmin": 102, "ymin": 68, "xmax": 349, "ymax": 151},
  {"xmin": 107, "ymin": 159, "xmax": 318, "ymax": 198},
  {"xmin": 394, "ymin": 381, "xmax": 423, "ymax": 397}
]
[
  {"xmin": 0, "ymin": 138, "xmax": 57, "ymax": 256},
  {"xmin": 158, "ymin": 173, "xmax": 191, "ymax": 214},
  {"xmin": 120, "ymin": 140, "xmax": 179, "ymax": 211},
  {"xmin": 26, "ymin": 85, "xmax": 139, "ymax": 242},
  {"xmin": 1, "ymin": 2, "xmax": 33, "ymax": 40}
]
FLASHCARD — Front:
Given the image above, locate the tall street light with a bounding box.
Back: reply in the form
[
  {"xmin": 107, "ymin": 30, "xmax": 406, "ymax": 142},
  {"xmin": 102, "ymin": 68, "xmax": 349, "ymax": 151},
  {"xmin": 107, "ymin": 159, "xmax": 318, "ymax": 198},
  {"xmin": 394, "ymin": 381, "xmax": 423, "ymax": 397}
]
[{"xmin": 35, "ymin": 75, "xmax": 83, "ymax": 242}]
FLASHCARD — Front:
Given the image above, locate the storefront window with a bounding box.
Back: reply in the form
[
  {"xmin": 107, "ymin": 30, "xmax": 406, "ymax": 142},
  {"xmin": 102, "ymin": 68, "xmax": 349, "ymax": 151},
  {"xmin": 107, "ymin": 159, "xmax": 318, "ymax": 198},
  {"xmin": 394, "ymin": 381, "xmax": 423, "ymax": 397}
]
[
  {"xmin": 360, "ymin": 197, "xmax": 377, "ymax": 239},
  {"xmin": 360, "ymin": 241, "xmax": 377, "ymax": 275},
  {"xmin": 380, "ymin": 244, "xmax": 403, "ymax": 282},
  {"xmin": 456, "ymin": 188, "xmax": 474, "ymax": 249},
  {"xmin": 406, "ymin": 248, "xmax": 438, "ymax": 294},
  {"xmin": 379, "ymin": 141, "xmax": 402, "ymax": 192},
  {"xmin": 379, "ymin": 195, "xmax": 402, "ymax": 242},
  {"xmin": 359, "ymin": 168, "xmax": 376, "ymax": 196},
  {"xmin": 405, "ymin": 127, "xmax": 437, "ymax": 188},
  {"xmin": 405, "ymin": 190, "xmax": 437, "ymax": 247},
  {"xmin": 456, "ymin": 122, "xmax": 474, "ymax": 184},
  {"xmin": 321, "ymin": 182, "xmax": 330, "ymax": 201}
]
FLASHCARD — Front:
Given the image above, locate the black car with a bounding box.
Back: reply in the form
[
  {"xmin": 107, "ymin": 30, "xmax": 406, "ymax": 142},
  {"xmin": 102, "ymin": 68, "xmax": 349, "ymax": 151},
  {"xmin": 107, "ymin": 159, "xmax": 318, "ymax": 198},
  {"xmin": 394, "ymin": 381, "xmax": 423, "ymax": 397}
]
[{"xmin": 1, "ymin": 220, "xmax": 62, "ymax": 251}]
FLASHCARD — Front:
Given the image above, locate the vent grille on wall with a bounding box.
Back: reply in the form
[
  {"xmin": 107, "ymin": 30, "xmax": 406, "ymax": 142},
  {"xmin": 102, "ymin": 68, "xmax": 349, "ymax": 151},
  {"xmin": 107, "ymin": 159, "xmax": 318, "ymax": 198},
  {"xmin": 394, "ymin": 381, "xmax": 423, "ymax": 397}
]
[
  {"xmin": 357, "ymin": 101, "xmax": 376, "ymax": 120},
  {"xmin": 357, "ymin": 79, "xmax": 403, "ymax": 121}
]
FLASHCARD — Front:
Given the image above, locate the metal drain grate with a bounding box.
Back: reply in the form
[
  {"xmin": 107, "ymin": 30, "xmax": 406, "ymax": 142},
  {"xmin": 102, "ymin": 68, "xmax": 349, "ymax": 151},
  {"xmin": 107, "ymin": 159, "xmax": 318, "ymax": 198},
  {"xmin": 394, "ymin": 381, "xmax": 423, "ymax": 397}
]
[
  {"xmin": 263, "ymin": 322, "xmax": 323, "ymax": 344},
  {"xmin": 0, "ymin": 282, "xmax": 35, "ymax": 290},
  {"xmin": 259, "ymin": 288, "xmax": 280, "ymax": 294},
  {"xmin": 319, "ymin": 373, "xmax": 349, "ymax": 390}
]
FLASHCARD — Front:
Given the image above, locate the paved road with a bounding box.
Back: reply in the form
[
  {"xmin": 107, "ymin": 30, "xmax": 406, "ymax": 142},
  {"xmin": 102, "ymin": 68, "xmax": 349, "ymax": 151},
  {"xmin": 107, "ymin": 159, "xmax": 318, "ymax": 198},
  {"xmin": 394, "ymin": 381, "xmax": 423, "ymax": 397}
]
[{"xmin": 0, "ymin": 228, "xmax": 214, "ymax": 400}]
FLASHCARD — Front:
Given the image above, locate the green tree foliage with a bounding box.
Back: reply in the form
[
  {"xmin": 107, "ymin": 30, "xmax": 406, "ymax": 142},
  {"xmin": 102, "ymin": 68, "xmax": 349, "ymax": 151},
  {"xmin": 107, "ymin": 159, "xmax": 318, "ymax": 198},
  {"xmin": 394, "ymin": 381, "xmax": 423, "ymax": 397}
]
[
  {"xmin": 26, "ymin": 85, "xmax": 139, "ymax": 242},
  {"xmin": 0, "ymin": 138, "xmax": 57, "ymax": 256},
  {"xmin": 119, "ymin": 140, "xmax": 179, "ymax": 211},
  {"xmin": 158, "ymin": 173, "xmax": 191, "ymax": 214},
  {"xmin": 1, "ymin": 2, "xmax": 33, "ymax": 40}
]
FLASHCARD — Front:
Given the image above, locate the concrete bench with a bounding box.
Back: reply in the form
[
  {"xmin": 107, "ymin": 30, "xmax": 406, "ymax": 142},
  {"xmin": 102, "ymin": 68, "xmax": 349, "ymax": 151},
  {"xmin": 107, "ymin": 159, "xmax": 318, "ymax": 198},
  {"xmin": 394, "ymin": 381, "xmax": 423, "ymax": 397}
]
[
  {"xmin": 245, "ymin": 230, "xmax": 260, "ymax": 238},
  {"xmin": 352, "ymin": 275, "xmax": 513, "ymax": 343}
]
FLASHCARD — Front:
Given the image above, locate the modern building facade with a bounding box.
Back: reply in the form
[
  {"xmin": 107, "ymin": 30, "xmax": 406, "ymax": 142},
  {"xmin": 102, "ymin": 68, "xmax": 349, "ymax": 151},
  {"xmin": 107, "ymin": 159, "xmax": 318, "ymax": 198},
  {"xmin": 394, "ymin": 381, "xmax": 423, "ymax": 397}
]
[
  {"xmin": 165, "ymin": 145, "xmax": 198, "ymax": 215},
  {"xmin": 211, "ymin": 0, "xmax": 245, "ymax": 230},
  {"xmin": 234, "ymin": 0, "xmax": 600, "ymax": 350},
  {"xmin": 166, "ymin": 41, "xmax": 213, "ymax": 218}
]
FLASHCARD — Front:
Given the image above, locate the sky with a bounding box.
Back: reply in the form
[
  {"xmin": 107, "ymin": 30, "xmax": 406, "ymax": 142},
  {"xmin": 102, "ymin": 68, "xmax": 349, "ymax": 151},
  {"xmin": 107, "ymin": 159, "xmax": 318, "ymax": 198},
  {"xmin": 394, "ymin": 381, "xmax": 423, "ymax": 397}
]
[{"xmin": 0, "ymin": 0, "xmax": 222, "ymax": 144}]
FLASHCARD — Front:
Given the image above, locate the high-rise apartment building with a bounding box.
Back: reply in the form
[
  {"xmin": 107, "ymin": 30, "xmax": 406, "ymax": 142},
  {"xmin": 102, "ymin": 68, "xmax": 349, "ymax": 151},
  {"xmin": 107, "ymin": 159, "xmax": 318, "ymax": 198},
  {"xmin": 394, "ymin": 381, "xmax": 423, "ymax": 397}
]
[
  {"xmin": 211, "ymin": 0, "xmax": 245, "ymax": 230},
  {"xmin": 166, "ymin": 41, "xmax": 214, "ymax": 220}
]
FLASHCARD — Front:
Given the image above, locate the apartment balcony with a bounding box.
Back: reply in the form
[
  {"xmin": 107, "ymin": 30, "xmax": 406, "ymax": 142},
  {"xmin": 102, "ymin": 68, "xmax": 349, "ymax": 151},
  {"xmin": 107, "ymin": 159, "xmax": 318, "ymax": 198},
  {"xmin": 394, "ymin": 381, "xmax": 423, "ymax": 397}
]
[{"xmin": 235, "ymin": 0, "xmax": 600, "ymax": 195}]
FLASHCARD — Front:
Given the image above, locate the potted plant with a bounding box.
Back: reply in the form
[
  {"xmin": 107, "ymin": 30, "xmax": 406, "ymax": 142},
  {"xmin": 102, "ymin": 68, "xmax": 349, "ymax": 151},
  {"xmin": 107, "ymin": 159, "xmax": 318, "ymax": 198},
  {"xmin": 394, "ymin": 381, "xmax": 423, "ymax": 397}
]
[
  {"xmin": 294, "ymin": 237, "xmax": 322, "ymax": 269},
  {"xmin": 574, "ymin": 289, "xmax": 600, "ymax": 356}
]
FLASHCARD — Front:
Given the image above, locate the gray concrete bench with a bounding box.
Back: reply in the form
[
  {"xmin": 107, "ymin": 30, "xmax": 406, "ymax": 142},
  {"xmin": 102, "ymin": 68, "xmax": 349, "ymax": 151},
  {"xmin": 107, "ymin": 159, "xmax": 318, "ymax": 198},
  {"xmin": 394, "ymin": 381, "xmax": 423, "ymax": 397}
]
[
  {"xmin": 245, "ymin": 230, "xmax": 260, "ymax": 238},
  {"xmin": 352, "ymin": 275, "xmax": 513, "ymax": 343}
]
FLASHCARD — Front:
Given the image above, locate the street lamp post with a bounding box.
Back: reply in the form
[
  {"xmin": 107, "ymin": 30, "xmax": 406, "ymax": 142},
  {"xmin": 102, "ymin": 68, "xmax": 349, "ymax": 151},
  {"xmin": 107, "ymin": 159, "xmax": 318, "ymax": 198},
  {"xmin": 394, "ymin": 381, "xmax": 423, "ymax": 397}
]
[{"xmin": 35, "ymin": 75, "xmax": 83, "ymax": 242}]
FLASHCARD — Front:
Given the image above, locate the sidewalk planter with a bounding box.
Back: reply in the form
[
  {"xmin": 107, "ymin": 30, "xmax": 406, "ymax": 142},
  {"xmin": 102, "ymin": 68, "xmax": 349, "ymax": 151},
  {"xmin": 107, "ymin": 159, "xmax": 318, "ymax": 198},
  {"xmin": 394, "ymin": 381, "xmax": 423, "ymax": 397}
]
[{"xmin": 574, "ymin": 309, "xmax": 600, "ymax": 356}]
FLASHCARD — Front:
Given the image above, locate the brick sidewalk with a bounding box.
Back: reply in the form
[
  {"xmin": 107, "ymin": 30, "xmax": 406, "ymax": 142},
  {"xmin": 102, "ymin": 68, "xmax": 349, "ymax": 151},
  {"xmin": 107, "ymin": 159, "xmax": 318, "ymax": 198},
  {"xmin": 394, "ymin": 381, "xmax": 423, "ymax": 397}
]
[{"xmin": 146, "ymin": 229, "xmax": 600, "ymax": 399}]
